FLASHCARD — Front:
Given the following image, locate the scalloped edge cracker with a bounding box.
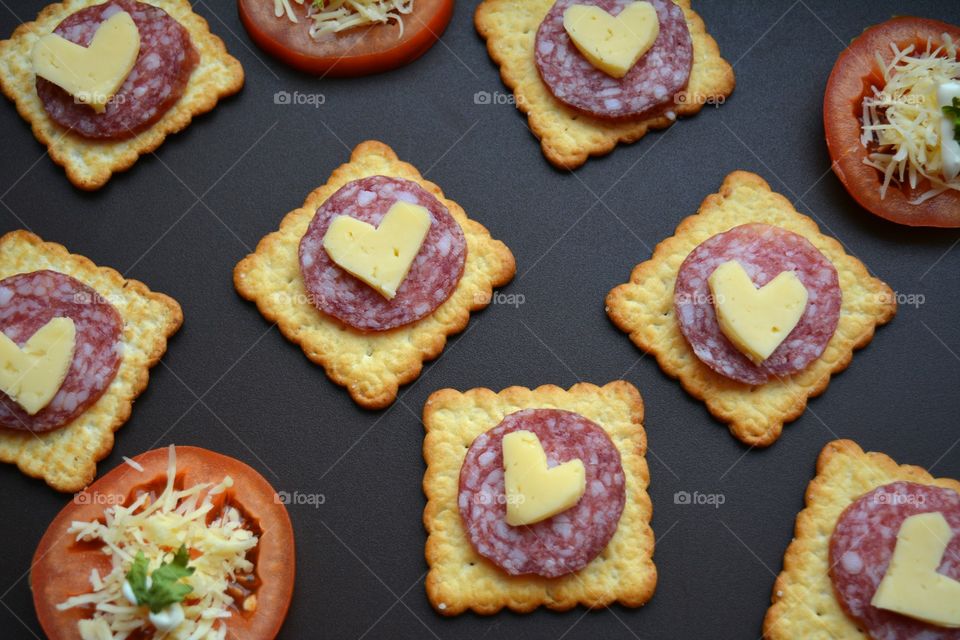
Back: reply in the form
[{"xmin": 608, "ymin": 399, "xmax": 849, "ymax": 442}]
[
  {"xmin": 422, "ymin": 381, "xmax": 656, "ymax": 615},
  {"xmin": 606, "ymin": 171, "xmax": 896, "ymax": 447},
  {"xmin": 474, "ymin": 0, "xmax": 735, "ymax": 169},
  {"xmin": 0, "ymin": 0, "xmax": 244, "ymax": 190},
  {"xmin": 0, "ymin": 231, "xmax": 183, "ymax": 492},
  {"xmin": 233, "ymin": 140, "xmax": 517, "ymax": 409},
  {"xmin": 763, "ymin": 439, "xmax": 960, "ymax": 639}
]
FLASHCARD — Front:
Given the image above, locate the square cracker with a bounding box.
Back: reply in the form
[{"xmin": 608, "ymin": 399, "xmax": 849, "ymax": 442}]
[
  {"xmin": 763, "ymin": 439, "xmax": 960, "ymax": 639},
  {"xmin": 0, "ymin": 230, "xmax": 182, "ymax": 492},
  {"xmin": 233, "ymin": 140, "xmax": 516, "ymax": 410},
  {"xmin": 606, "ymin": 171, "xmax": 896, "ymax": 447},
  {"xmin": 474, "ymin": 0, "xmax": 735, "ymax": 169},
  {"xmin": 422, "ymin": 381, "xmax": 656, "ymax": 615},
  {"xmin": 0, "ymin": 0, "xmax": 244, "ymax": 190}
]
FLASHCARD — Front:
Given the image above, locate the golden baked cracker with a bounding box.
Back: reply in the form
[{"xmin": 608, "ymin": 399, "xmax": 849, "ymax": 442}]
[
  {"xmin": 606, "ymin": 171, "xmax": 896, "ymax": 447},
  {"xmin": 763, "ymin": 439, "xmax": 960, "ymax": 639},
  {"xmin": 0, "ymin": 230, "xmax": 182, "ymax": 492},
  {"xmin": 0, "ymin": 0, "xmax": 244, "ymax": 190},
  {"xmin": 474, "ymin": 0, "xmax": 735, "ymax": 169},
  {"xmin": 233, "ymin": 140, "xmax": 517, "ymax": 410},
  {"xmin": 422, "ymin": 381, "xmax": 656, "ymax": 615}
]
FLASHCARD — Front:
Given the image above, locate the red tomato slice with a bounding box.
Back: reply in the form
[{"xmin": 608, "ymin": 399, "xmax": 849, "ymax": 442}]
[
  {"xmin": 31, "ymin": 447, "xmax": 295, "ymax": 640},
  {"xmin": 237, "ymin": 0, "xmax": 454, "ymax": 76},
  {"xmin": 824, "ymin": 16, "xmax": 960, "ymax": 227}
]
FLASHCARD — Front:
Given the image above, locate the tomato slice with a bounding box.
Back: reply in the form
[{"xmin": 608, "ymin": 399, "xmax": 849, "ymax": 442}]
[
  {"xmin": 31, "ymin": 447, "xmax": 295, "ymax": 640},
  {"xmin": 824, "ymin": 16, "xmax": 960, "ymax": 227},
  {"xmin": 237, "ymin": 0, "xmax": 454, "ymax": 76}
]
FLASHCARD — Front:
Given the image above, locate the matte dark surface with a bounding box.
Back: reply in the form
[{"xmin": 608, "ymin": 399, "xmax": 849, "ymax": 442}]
[{"xmin": 1, "ymin": 1, "xmax": 960, "ymax": 638}]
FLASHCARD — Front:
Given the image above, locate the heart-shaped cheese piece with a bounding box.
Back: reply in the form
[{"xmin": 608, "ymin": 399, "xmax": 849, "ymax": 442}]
[
  {"xmin": 708, "ymin": 260, "xmax": 809, "ymax": 365},
  {"xmin": 322, "ymin": 201, "xmax": 432, "ymax": 300},
  {"xmin": 871, "ymin": 512, "xmax": 960, "ymax": 628},
  {"xmin": 31, "ymin": 11, "xmax": 140, "ymax": 113},
  {"xmin": 563, "ymin": 1, "xmax": 660, "ymax": 79},
  {"xmin": 0, "ymin": 317, "xmax": 76, "ymax": 415},
  {"xmin": 503, "ymin": 430, "xmax": 586, "ymax": 526}
]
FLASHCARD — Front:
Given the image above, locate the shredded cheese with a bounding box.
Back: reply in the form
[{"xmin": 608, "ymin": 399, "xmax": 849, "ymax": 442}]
[
  {"xmin": 275, "ymin": 0, "xmax": 414, "ymax": 39},
  {"xmin": 57, "ymin": 446, "xmax": 259, "ymax": 640},
  {"xmin": 860, "ymin": 34, "xmax": 960, "ymax": 203}
]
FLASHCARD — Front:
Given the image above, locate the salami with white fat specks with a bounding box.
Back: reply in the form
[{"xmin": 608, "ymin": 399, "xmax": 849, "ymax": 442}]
[
  {"xmin": 458, "ymin": 409, "xmax": 625, "ymax": 578},
  {"xmin": 534, "ymin": 0, "xmax": 692, "ymax": 119},
  {"xmin": 298, "ymin": 176, "xmax": 467, "ymax": 332},
  {"xmin": 36, "ymin": 0, "xmax": 198, "ymax": 140},
  {"xmin": 830, "ymin": 482, "xmax": 960, "ymax": 640},
  {"xmin": 673, "ymin": 223, "xmax": 841, "ymax": 385},
  {"xmin": 0, "ymin": 271, "xmax": 123, "ymax": 433}
]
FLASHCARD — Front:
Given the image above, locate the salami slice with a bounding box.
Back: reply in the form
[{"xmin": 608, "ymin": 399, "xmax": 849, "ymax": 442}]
[
  {"xmin": 298, "ymin": 176, "xmax": 467, "ymax": 332},
  {"xmin": 534, "ymin": 0, "xmax": 693, "ymax": 119},
  {"xmin": 36, "ymin": 0, "xmax": 198, "ymax": 140},
  {"xmin": 673, "ymin": 223, "xmax": 841, "ymax": 385},
  {"xmin": 0, "ymin": 271, "xmax": 123, "ymax": 433},
  {"xmin": 830, "ymin": 482, "xmax": 960, "ymax": 640},
  {"xmin": 458, "ymin": 409, "xmax": 625, "ymax": 578}
]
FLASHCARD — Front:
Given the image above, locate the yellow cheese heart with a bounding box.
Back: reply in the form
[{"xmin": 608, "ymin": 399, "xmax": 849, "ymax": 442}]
[
  {"xmin": 322, "ymin": 201, "xmax": 432, "ymax": 300},
  {"xmin": 503, "ymin": 430, "xmax": 586, "ymax": 526},
  {"xmin": 562, "ymin": 1, "xmax": 660, "ymax": 79},
  {"xmin": 31, "ymin": 11, "xmax": 140, "ymax": 113},
  {"xmin": 0, "ymin": 317, "xmax": 76, "ymax": 415},
  {"xmin": 871, "ymin": 512, "xmax": 960, "ymax": 628},
  {"xmin": 708, "ymin": 260, "xmax": 809, "ymax": 364}
]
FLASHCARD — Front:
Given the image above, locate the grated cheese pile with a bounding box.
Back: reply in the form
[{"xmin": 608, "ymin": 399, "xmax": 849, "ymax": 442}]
[
  {"xmin": 860, "ymin": 34, "xmax": 960, "ymax": 203},
  {"xmin": 274, "ymin": 0, "xmax": 414, "ymax": 39},
  {"xmin": 57, "ymin": 446, "xmax": 259, "ymax": 640}
]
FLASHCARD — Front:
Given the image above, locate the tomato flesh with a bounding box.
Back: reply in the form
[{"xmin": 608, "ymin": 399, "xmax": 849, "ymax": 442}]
[
  {"xmin": 824, "ymin": 16, "xmax": 960, "ymax": 227},
  {"xmin": 31, "ymin": 447, "xmax": 295, "ymax": 640},
  {"xmin": 237, "ymin": 0, "xmax": 454, "ymax": 76}
]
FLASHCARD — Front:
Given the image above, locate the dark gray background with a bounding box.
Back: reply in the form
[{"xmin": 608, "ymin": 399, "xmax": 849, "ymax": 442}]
[{"xmin": 1, "ymin": 0, "xmax": 960, "ymax": 638}]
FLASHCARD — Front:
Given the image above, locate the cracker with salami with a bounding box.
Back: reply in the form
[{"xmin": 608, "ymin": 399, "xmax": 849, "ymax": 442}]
[
  {"xmin": 422, "ymin": 381, "xmax": 655, "ymax": 615},
  {"xmin": 0, "ymin": 0, "xmax": 244, "ymax": 190},
  {"xmin": 606, "ymin": 171, "xmax": 896, "ymax": 446},
  {"xmin": 765, "ymin": 440, "xmax": 960, "ymax": 640},
  {"xmin": 475, "ymin": 0, "xmax": 735, "ymax": 169},
  {"xmin": 233, "ymin": 141, "xmax": 516, "ymax": 409},
  {"xmin": 0, "ymin": 231, "xmax": 182, "ymax": 492}
]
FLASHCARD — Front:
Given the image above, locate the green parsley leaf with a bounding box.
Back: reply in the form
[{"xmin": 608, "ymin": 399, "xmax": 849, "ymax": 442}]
[
  {"xmin": 944, "ymin": 97, "xmax": 960, "ymax": 144},
  {"xmin": 125, "ymin": 545, "xmax": 196, "ymax": 613}
]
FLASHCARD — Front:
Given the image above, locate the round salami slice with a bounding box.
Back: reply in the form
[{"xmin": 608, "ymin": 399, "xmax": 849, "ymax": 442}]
[
  {"xmin": 298, "ymin": 176, "xmax": 467, "ymax": 332},
  {"xmin": 830, "ymin": 482, "xmax": 960, "ymax": 640},
  {"xmin": 36, "ymin": 0, "xmax": 198, "ymax": 140},
  {"xmin": 458, "ymin": 409, "xmax": 625, "ymax": 578},
  {"xmin": 673, "ymin": 223, "xmax": 841, "ymax": 385},
  {"xmin": 534, "ymin": 0, "xmax": 693, "ymax": 119},
  {"xmin": 0, "ymin": 271, "xmax": 123, "ymax": 433}
]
